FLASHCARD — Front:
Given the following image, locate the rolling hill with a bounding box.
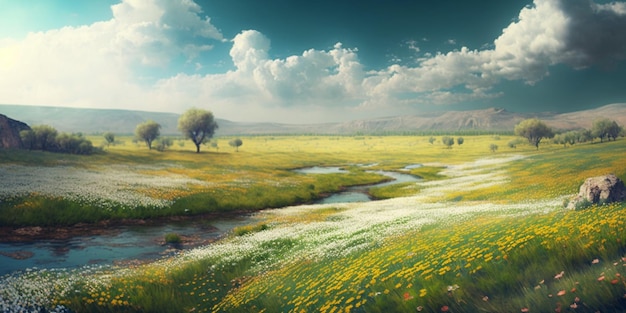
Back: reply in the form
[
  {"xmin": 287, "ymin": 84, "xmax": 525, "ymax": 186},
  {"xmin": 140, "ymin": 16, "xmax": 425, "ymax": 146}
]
[{"xmin": 1, "ymin": 103, "xmax": 625, "ymax": 136}]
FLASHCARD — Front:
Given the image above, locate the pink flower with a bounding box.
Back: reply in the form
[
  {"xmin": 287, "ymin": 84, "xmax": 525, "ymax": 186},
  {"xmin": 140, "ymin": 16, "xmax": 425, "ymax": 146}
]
[
  {"xmin": 592, "ymin": 258, "xmax": 600, "ymax": 264},
  {"xmin": 557, "ymin": 290, "xmax": 566, "ymax": 296},
  {"xmin": 521, "ymin": 308, "xmax": 529, "ymax": 313}
]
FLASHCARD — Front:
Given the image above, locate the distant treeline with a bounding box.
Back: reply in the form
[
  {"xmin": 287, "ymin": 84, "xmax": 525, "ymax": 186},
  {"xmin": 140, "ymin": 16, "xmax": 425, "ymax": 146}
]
[{"xmin": 221, "ymin": 130, "xmax": 516, "ymax": 137}]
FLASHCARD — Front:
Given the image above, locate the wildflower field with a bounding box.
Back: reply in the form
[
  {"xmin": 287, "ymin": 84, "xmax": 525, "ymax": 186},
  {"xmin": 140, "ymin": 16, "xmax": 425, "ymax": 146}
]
[{"xmin": 1, "ymin": 135, "xmax": 626, "ymax": 312}]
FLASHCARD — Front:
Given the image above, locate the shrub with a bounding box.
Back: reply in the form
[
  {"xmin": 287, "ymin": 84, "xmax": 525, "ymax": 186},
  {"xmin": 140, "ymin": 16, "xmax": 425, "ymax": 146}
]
[
  {"xmin": 156, "ymin": 137, "xmax": 173, "ymax": 152},
  {"xmin": 164, "ymin": 233, "xmax": 182, "ymax": 244},
  {"xmin": 489, "ymin": 143, "xmax": 498, "ymax": 153}
]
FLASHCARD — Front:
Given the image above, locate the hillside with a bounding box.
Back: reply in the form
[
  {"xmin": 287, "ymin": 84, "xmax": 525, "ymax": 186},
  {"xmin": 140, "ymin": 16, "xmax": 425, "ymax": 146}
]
[{"xmin": 1, "ymin": 103, "xmax": 625, "ymax": 135}]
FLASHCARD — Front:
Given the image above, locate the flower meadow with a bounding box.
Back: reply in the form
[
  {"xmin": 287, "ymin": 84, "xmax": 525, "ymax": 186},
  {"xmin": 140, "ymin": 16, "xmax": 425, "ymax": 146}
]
[
  {"xmin": 1, "ymin": 136, "xmax": 626, "ymax": 312},
  {"xmin": 0, "ymin": 164, "xmax": 210, "ymax": 210}
]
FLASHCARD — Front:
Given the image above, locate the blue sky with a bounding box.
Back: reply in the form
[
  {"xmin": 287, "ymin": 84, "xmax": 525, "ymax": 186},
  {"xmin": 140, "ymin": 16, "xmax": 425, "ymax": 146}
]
[{"xmin": 1, "ymin": 0, "xmax": 625, "ymax": 123}]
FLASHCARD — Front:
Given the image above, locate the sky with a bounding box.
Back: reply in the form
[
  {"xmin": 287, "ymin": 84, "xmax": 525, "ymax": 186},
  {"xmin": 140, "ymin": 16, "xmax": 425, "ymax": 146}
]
[{"xmin": 1, "ymin": 0, "xmax": 626, "ymax": 123}]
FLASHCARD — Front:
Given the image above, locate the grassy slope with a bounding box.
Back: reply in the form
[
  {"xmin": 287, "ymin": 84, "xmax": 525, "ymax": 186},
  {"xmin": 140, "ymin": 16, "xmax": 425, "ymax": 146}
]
[
  {"xmin": 1, "ymin": 135, "xmax": 626, "ymax": 312},
  {"xmin": 0, "ymin": 135, "xmax": 524, "ymax": 226}
]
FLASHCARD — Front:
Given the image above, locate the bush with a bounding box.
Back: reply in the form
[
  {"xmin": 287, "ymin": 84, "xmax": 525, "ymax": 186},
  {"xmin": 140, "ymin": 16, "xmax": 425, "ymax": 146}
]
[
  {"xmin": 156, "ymin": 137, "xmax": 173, "ymax": 152},
  {"xmin": 164, "ymin": 233, "xmax": 182, "ymax": 244},
  {"xmin": 20, "ymin": 126, "xmax": 96, "ymax": 155}
]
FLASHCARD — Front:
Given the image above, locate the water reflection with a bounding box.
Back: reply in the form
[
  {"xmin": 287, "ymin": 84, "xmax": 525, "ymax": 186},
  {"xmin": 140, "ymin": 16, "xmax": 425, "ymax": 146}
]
[{"xmin": 0, "ymin": 217, "xmax": 253, "ymax": 275}]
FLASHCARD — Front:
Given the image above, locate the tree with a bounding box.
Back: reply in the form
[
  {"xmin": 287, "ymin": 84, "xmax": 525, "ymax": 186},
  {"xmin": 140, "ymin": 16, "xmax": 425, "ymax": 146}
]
[
  {"xmin": 31, "ymin": 125, "xmax": 58, "ymax": 151},
  {"xmin": 428, "ymin": 137, "xmax": 436, "ymax": 144},
  {"xmin": 456, "ymin": 137, "xmax": 464, "ymax": 146},
  {"xmin": 103, "ymin": 132, "xmax": 115, "ymax": 146},
  {"xmin": 591, "ymin": 118, "xmax": 622, "ymax": 143},
  {"xmin": 489, "ymin": 143, "xmax": 498, "ymax": 153},
  {"xmin": 580, "ymin": 129, "xmax": 594, "ymax": 143},
  {"xmin": 514, "ymin": 118, "xmax": 554, "ymax": 150},
  {"xmin": 135, "ymin": 120, "xmax": 161, "ymax": 150},
  {"xmin": 178, "ymin": 108, "xmax": 219, "ymax": 153},
  {"xmin": 563, "ymin": 131, "xmax": 579, "ymax": 146},
  {"xmin": 607, "ymin": 120, "xmax": 623, "ymax": 141},
  {"xmin": 592, "ymin": 118, "xmax": 612, "ymax": 143},
  {"xmin": 20, "ymin": 129, "xmax": 36, "ymax": 150},
  {"xmin": 441, "ymin": 136, "xmax": 454, "ymax": 149},
  {"xmin": 229, "ymin": 138, "xmax": 243, "ymax": 152},
  {"xmin": 552, "ymin": 134, "xmax": 567, "ymax": 148}
]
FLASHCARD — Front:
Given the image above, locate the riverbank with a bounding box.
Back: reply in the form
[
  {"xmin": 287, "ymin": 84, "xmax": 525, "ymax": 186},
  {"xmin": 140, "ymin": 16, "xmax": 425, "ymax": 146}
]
[{"xmin": 0, "ymin": 210, "xmax": 255, "ymax": 243}]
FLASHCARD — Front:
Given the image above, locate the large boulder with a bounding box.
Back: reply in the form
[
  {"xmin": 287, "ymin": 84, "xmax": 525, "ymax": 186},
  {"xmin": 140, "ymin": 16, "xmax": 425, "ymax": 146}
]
[
  {"xmin": 566, "ymin": 174, "xmax": 626, "ymax": 209},
  {"xmin": 0, "ymin": 114, "xmax": 31, "ymax": 149}
]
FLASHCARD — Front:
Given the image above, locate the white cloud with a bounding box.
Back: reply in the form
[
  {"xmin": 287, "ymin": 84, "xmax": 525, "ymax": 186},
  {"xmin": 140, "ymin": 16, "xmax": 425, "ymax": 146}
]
[
  {"xmin": 0, "ymin": 0, "xmax": 625, "ymax": 123},
  {"xmin": 152, "ymin": 33, "xmax": 367, "ymax": 120},
  {"xmin": 364, "ymin": 0, "xmax": 626, "ymax": 107},
  {"xmin": 0, "ymin": 0, "xmax": 223, "ymax": 110}
]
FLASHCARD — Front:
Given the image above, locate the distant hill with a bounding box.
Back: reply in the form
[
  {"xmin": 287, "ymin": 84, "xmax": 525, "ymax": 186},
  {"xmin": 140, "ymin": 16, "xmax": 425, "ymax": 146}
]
[
  {"xmin": 0, "ymin": 105, "xmax": 182, "ymax": 135},
  {"xmin": 1, "ymin": 103, "xmax": 625, "ymax": 136}
]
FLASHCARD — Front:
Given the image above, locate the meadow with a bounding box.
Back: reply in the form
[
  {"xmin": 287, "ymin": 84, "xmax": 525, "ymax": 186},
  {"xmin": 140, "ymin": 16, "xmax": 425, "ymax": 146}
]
[{"xmin": 1, "ymin": 134, "xmax": 625, "ymax": 312}]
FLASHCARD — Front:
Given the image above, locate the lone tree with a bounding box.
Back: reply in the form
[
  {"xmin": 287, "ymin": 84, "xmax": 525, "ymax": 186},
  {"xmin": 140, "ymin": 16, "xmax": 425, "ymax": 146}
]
[
  {"xmin": 135, "ymin": 120, "xmax": 161, "ymax": 150},
  {"xmin": 178, "ymin": 108, "xmax": 218, "ymax": 153},
  {"xmin": 514, "ymin": 118, "xmax": 554, "ymax": 150},
  {"xmin": 229, "ymin": 138, "xmax": 243, "ymax": 152},
  {"xmin": 103, "ymin": 132, "xmax": 115, "ymax": 146}
]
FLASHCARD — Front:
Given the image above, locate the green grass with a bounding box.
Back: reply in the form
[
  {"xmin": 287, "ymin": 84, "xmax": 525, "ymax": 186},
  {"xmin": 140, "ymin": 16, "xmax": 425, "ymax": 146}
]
[
  {"xmin": 3, "ymin": 135, "xmax": 626, "ymax": 312},
  {"xmin": 4, "ymin": 135, "xmax": 530, "ymax": 227}
]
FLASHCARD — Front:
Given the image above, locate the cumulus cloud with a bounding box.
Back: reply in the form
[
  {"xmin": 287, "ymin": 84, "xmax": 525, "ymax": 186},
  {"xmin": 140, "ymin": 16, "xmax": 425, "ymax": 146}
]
[
  {"xmin": 1, "ymin": 0, "xmax": 625, "ymax": 123},
  {"xmin": 155, "ymin": 32, "xmax": 365, "ymax": 109},
  {"xmin": 367, "ymin": 0, "xmax": 626, "ymax": 106},
  {"xmin": 0, "ymin": 0, "xmax": 222, "ymax": 109}
]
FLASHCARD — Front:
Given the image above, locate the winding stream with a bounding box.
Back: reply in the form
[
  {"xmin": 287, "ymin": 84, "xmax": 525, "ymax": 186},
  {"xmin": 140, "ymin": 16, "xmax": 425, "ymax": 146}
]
[{"xmin": 0, "ymin": 167, "xmax": 420, "ymax": 275}]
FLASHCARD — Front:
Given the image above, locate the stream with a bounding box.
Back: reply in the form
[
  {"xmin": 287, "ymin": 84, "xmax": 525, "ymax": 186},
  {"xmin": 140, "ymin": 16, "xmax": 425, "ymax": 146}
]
[{"xmin": 0, "ymin": 167, "xmax": 420, "ymax": 276}]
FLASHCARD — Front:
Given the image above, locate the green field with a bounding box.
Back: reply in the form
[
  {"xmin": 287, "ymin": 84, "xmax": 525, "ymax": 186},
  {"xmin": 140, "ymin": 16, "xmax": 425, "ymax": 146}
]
[{"xmin": 1, "ymin": 135, "xmax": 626, "ymax": 312}]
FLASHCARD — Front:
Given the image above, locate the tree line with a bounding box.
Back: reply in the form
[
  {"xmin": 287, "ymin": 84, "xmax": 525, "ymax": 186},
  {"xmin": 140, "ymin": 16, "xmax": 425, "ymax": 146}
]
[
  {"xmin": 20, "ymin": 125, "xmax": 97, "ymax": 155},
  {"xmin": 514, "ymin": 117, "xmax": 624, "ymax": 150}
]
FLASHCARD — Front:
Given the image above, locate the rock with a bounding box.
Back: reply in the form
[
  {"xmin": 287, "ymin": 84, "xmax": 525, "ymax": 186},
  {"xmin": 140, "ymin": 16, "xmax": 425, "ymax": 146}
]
[
  {"xmin": 567, "ymin": 174, "xmax": 626, "ymax": 209},
  {"xmin": 0, "ymin": 114, "xmax": 31, "ymax": 149}
]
